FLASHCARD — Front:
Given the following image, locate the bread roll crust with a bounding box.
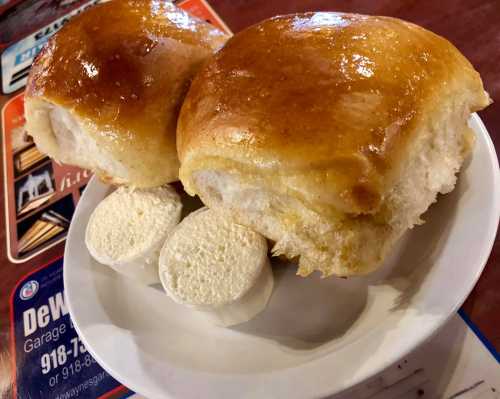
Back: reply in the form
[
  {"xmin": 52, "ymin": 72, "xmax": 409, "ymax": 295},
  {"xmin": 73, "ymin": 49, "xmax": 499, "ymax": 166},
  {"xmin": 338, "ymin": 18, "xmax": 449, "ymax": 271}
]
[
  {"xmin": 177, "ymin": 12, "xmax": 490, "ymax": 277},
  {"xmin": 178, "ymin": 12, "xmax": 490, "ymax": 215},
  {"xmin": 26, "ymin": 0, "xmax": 228, "ymax": 187}
]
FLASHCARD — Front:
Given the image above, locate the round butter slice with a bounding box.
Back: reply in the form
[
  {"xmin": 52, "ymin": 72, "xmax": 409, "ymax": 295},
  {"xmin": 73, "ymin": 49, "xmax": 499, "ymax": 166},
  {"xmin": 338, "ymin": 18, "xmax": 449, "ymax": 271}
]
[
  {"xmin": 159, "ymin": 208, "xmax": 273, "ymax": 327},
  {"xmin": 86, "ymin": 185, "xmax": 182, "ymax": 284}
]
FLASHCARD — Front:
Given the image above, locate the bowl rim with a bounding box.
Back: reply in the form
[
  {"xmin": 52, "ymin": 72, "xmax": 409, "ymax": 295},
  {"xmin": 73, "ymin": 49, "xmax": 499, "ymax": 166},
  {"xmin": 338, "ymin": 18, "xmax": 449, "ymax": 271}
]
[{"xmin": 64, "ymin": 113, "xmax": 500, "ymax": 399}]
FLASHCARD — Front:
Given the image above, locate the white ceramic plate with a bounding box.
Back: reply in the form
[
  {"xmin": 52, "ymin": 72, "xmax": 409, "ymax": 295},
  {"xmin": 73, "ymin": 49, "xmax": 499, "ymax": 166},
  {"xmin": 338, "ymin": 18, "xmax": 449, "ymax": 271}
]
[{"xmin": 64, "ymin": 114, "xmax": 499, "ymax": 399}]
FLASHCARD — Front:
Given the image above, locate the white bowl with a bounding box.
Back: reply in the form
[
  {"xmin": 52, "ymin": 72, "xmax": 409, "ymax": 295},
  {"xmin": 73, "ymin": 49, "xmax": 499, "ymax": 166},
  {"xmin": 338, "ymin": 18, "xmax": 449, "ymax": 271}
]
[{"xmin": 64, "ymin": 114, "xmax": 499, "ymax": 399}]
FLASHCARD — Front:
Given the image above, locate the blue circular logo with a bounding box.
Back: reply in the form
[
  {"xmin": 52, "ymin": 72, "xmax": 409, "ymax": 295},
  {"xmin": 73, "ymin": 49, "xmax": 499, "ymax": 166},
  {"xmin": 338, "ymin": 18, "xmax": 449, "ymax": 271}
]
[{"xmin": 19, "ymin": 280, "xmax": 39, "ymax": 300}]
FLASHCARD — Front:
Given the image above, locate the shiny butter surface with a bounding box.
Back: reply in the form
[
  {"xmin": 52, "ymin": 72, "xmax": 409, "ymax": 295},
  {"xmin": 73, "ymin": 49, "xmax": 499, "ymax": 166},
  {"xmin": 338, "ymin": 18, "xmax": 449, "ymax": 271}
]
[
  {"xmin": 27, "ymin": 0, "xmax": 228, "ymax": 185},
  {"xmin": 178, "ymin": 12, "xmax": 484, "ymax": 213}
]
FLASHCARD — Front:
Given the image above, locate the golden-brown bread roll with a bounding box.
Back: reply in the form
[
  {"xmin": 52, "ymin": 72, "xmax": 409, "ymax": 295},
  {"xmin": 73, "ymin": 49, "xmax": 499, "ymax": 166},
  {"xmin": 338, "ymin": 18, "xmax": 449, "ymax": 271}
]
[
  {"xmin": 178, "ymin": 12, "xmax": 490, "ymax": 277},
  {"xmin": 25, "ymin": 0, "xmax": 228, "ymax": 187}
]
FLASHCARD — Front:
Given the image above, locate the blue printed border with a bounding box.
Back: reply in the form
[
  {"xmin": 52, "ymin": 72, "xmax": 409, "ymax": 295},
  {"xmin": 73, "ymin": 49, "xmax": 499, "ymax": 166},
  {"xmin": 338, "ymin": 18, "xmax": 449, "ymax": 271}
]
[{"xmin": 458, "ymin": 309, "xmax": 500, "ymax": 363}]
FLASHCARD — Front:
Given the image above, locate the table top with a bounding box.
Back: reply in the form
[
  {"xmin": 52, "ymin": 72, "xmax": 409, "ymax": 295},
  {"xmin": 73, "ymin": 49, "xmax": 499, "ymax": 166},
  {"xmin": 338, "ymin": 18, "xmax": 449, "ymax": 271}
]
[
  {"xmin": 210, "ymin": 0, "xmax": 500, "ymax": 351},
  {"xmin": 0, "ymin": 2, "xmax": 497, "ymax": 398}
]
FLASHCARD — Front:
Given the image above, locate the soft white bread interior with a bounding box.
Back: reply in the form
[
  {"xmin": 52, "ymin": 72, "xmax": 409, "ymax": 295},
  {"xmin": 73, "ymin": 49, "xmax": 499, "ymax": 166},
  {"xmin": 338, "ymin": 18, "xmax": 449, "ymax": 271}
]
[
  {"xmin": 24, "ymin": 0, "xmax": 228, "ymax": 187},
  {"xmin": 159, "ymin": 208, "xmax": 273, "ymax": 326},
  {"xmin": 86, "ymin": 185, "xmax": 182, "ymax": 284},
  {"xmin": 177, "ymin": 12, "xmax": 491, "ymax": 277}
]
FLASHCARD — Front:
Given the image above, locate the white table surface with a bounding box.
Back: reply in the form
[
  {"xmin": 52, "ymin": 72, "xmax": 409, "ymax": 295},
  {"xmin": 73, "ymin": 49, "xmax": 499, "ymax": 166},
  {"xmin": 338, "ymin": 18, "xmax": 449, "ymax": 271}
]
[{"xmin": 128, "ymin": 313, "xmax": 499, "ymax": 399}]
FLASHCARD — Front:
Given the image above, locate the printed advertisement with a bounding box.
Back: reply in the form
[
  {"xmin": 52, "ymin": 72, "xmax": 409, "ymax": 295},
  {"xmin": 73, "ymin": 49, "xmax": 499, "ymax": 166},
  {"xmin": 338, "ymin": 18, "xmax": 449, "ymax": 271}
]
[{"xmin": 0, "ymin": 0, "xmax": 231, "ymax": 397}]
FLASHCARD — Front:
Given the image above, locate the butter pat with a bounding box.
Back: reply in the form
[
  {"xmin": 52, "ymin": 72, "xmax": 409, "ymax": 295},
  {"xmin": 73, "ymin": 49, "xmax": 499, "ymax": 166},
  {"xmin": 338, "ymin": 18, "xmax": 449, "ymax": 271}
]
[
  {"xmin": 85, "ymin": 185, "xmax": 182, "ymax": 284},
  {"xmin": 159, "ymin": 208, "xmax": 273, "ymax": 327}
]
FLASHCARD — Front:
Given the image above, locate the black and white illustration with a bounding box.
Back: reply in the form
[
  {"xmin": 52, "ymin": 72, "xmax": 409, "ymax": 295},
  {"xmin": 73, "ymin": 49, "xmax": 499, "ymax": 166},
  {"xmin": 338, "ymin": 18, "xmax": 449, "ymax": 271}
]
[
  {"xmin": 15, "ymin": 163, "xmax": 55, "ymax": 216},
  {"xmin": 16, "ymin": 194, "xmax": 74, "ymax": 256}
]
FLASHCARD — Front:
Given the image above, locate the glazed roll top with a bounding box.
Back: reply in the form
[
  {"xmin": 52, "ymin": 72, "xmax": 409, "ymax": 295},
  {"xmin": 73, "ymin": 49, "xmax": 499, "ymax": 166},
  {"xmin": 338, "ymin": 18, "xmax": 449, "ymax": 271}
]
[
  {"xmin": 177, "ymin": 12, "xmax": 490, "ymax": 277},
  {"xmin": 25, "ymin": 0, "xmax": 229, "ymax": 187}
]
